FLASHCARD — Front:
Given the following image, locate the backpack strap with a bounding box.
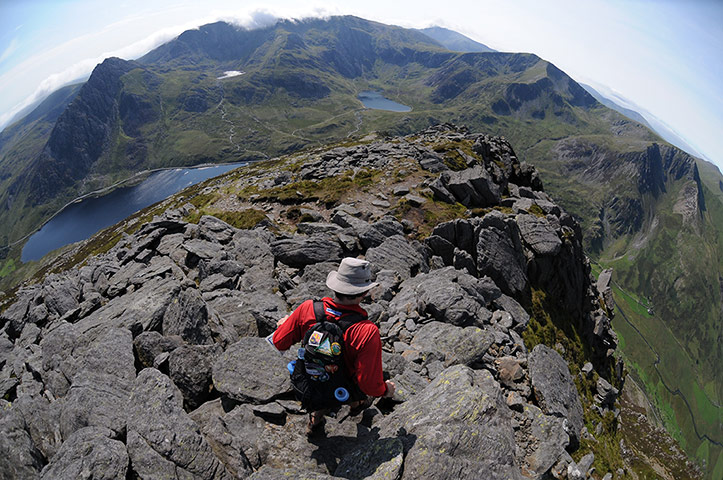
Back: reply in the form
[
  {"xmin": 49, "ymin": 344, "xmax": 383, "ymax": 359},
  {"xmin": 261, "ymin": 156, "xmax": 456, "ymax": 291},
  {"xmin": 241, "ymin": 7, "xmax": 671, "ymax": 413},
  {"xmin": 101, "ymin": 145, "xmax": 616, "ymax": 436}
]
[{"xmin": 312, "ymin": 300, "xmax": 365, "ymax": 333}]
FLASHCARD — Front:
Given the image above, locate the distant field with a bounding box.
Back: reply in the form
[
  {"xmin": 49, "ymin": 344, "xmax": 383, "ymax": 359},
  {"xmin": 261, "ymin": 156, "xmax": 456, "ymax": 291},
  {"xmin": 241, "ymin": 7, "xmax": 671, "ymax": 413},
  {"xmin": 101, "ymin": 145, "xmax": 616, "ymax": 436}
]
[{"xmin": 602, "ymin": 268, "xmax": 723, "ymax": 478}]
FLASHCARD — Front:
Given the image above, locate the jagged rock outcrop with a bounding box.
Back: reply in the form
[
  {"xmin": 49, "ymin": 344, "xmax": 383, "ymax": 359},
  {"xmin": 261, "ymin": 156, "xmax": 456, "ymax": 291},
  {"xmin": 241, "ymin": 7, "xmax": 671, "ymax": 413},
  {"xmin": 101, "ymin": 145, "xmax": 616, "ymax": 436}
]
[{"xmin": 0, "ymin": 125, "xmax": 620, "ymax": 479}]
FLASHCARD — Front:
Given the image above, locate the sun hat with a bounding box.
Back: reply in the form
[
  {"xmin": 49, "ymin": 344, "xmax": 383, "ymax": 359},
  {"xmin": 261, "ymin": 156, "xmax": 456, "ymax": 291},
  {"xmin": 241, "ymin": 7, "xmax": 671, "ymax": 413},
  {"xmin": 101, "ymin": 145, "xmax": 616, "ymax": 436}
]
[{"xmin": 325, "ymin": 258, "xmax": 379, "ymax": 296}]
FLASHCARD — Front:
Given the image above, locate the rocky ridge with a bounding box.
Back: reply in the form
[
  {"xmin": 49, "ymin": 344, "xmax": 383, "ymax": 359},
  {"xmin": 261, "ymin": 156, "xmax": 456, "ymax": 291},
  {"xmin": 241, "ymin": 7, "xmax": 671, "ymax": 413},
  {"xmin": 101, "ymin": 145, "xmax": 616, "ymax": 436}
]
[{"xmin": 1, "ymin": 125, "xmax": 625, "ymax": 479}]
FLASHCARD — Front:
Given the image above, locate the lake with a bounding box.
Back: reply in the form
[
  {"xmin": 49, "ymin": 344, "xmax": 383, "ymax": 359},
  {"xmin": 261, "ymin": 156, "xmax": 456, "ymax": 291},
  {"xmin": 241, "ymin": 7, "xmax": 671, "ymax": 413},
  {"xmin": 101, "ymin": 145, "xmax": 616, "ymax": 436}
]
[
  {"xmin": 21, "ymin": 163, "xmax": 244, "ymax": 262},
  {"xmin": 357, "ymin": 91, "xmax": 411, "ymax": 112}
]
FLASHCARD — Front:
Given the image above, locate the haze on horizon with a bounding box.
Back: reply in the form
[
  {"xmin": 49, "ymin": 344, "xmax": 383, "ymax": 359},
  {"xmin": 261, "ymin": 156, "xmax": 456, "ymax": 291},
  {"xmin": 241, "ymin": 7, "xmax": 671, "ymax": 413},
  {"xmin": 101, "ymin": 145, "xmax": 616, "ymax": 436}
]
[{"xmin": 1, "ymin": 0, "xmax": 721, "ymax": 171}]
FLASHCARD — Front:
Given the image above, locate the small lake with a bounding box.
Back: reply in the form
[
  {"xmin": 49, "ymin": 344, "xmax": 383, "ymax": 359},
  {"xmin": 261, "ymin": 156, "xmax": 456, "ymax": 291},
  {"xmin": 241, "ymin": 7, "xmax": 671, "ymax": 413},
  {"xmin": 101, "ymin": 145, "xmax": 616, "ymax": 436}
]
[
  {"xmin": 21, "ymin": 163, "xmax": 244, "ymax": 262},
  {"xmin": 358, "ymin": 91, "xmax": 411, "ymax": 112}
]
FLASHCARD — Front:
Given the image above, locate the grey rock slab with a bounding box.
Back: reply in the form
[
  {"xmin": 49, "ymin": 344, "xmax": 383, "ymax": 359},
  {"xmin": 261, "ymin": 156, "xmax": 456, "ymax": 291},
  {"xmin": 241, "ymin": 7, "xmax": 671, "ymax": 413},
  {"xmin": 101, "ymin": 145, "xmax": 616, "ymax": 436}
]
[
  {"xmin": 59, "ymin": 327, "xmax": 135, "ymax": 439},
  {"xmin": 39, "ymin": 426, "xmax": 128, "ymax": 480},
  {"xmin": 522, "ymin": 404, "xmax": 569, "ymax": 478},
  {"xmin": 14, "ymin": 393, "xmax": 62, "ymax": 460},
  {"xmin": 335, "ymin": 437, "xmax": 404, "ymax": 480},
  {"xmin": 388, "ymin": 267, "xmax": 491, "ymax": 327},
  {"xmin": 189, "ymin": 400, "xmax": 254, "ymax": 477},
  {"xmin": 212, "ymin": 337, "xmax": 291, "ymax": 403},
  {"xmin": 162, "ymin": 286, "xmax": 213, "ymax": 344},
  {"xmin": 516, "ymin": 214, "xmax": 562, "ymax": 256},
  {"xmin": 493, "ymin": 294, "xmax": 530, "ymax": 332},
  {"xmin": 169, "ymin": 344, "xmax": 218, "ymax": 410},
  {"xmin": 127, "ymin": 368, "xmax": 232, "ymax": 480},
  {"xmin": 270, "ymin": 235, "xmax": 343, "ymax": 268},
  {"xmin": 206, "ymin": 292, "xmax": 261, "ymax": 338},
  {"xmin": 476, "ymin": 216, "xmax": 528, "ymax": 299},
  {"xmin": 390, "ymin": 368, "xmax": 428, "ymax": 402},
  {"xmin": 42, "ymin": 274, "xmax": 81, "ymax": 318},
  {"xmin": 410, "ymin": 322, "xmax": 493, "ymax": 367},
  {"xmin": 359, "ymin": 216, "xmax": 405, "ymax": 249},
  {"xmin": 365, "ymin": 235, "xmax": 429, "ymax": 281},
  {"xmin": 76, "ymin": 276, "xmax": 181, "ymax": 338},
  {"xmin": 133, "ymin": 331, "xmax": 184, "ymax": 369},
  {"xmin": 199, "ymin": 215, "xmax": 237, "ymax": 244},
  {"xmin": 528, "ymin": 345, "xmax": 585, "ymax": 448},
  {"xmin": 443, "ymin": 165, "xmax": 501, "ymax": 207},
  {"xmin": 379, "ymin": 365, "xmax": 522, "ymax": 480},
  {"xmin": 248, "ymin": 466, "xmax": 338, "ymax": 480},
  {"xmin": 183, "ymin": 238, "xmax": 227, "ymax": 261},
  {"xmin": 0, "ymin": 400, "xmax": 44, "ymax": 480},
  {"xmin": 432, "ymin": 218, "xmax": 476, "ymax": 255}
]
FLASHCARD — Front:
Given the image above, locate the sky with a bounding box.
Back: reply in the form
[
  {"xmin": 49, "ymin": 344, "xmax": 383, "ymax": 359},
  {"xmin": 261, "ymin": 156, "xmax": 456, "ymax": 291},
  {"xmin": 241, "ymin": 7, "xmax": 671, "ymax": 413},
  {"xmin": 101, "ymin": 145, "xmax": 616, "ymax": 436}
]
[{"xmin": 1, "ymin": 0, "xmax": 722, "ymax": 170}]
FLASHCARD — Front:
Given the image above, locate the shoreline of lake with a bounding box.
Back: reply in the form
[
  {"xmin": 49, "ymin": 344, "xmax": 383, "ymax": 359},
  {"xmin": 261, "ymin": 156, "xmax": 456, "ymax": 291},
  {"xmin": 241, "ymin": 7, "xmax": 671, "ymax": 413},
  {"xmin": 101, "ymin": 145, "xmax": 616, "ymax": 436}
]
[{"xmin": 20, "ymin": 162, "xmax": 246, "ymax": 262}]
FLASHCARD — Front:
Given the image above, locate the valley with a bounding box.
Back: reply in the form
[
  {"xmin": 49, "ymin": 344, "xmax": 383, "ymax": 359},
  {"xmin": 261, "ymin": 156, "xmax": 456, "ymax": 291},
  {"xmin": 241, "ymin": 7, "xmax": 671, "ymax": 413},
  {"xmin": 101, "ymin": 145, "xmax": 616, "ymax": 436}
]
[{"xmin": 0, "ymin": 15, "xmax": 720, "ymax": 478}]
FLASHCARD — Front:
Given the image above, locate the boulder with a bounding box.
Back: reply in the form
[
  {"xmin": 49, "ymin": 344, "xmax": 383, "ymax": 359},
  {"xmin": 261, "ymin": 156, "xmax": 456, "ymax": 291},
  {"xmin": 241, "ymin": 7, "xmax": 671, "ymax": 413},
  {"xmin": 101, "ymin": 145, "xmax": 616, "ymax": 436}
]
[
  {"xmin": 42, "ymin": 274, "xmax": 81, "ymax": 318},
  {"xmin": 528, "ymin": 345, "xmax": 584, "ymax": 448},
  {"xmin": 133, "ymin": 331, "xmax": 184, "ymax": 368},
  {"xmin": 12, "ymin": 394, "xmax": 62, "ymax": 461},
  {"xmin": 379, "ymin": 365, "xmax": 522, "ymax": 480},
  {"xmin": 366, "ymin": 235, "xmax": 429, "ymax": 281},
  {"xmin": 596, "ymin": 268, "xmax": 614, "ymax": 313},
  {"xmin": 410, "ymin": 322, "xmax": 493, "ymax": 367},
  {"xmin": 359, "ymin": 216, "xmax": 405, "ymax": 249},
  {"xmin": 0, "ymin": 400, "xmax": 44, "ymax": 479},
  {"xmin": 59, "ymin": 328, "xmax": 135, "ymax": 439},
  {"xmin": 212, "ymin": 337, "xmax": 291, "ymax": 403},
  {"xmin": 39, "ymin": 427, "xmax": 128, "ymax": 480},
  {"xmin": 206, "ymin": 291, "xmax": 262, "ymax": 338},
  {"xmin": 516, "ymin": 214, "xmax": 562, "ymax": 256},
  {"xmin": 232, "ymin": 230, "xmax": 275, "ymax": 271},
  {"xmin": 169, "ymin": 344, "xmax": 218, "ymax": 409},
  {"xmin": 270, "ymin": 235, "xmax": 343, "ymax": 268},
  {"xmin": 162, "ymin": 287, "xmax": 213, "ymax": 344},
  {"xmin": 388, "ymin": 267, "xmax": 492, "ymax": 327},
  {"xmin": 442, "ymin": 165, "xmax": 501, "ymax": 207},
  {"xmin": 476, "ymin": 213, "xmax": 528, "ymax": 299},
  {"xmin": 249, "ymin": 467, "xmax": 337, "ymax": 479},
  {"xmin": 189, "ymin": 400, "xmax": 255, "ymax": 477},
  {"xmin": 335, "ymin": 437, "xmax": 404, "ymax": 480},
  {"xmin": 522, "ymin": 404, "xmax": 569, "ymax": 477},
  {"xmin": 199, "ymin": 215, "xmax": 237, "ymax": 244},
  {"xmin": 127, "ymin": 368, "xmax": 232, "ymax": 479}
]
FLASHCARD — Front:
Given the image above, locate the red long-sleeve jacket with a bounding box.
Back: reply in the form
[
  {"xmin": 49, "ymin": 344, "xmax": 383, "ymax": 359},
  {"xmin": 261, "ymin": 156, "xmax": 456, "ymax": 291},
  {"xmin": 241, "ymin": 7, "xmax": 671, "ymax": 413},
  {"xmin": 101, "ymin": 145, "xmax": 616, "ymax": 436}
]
[{"xmin": 272, "ymin": 297, "xmax": 387, "ymax": 397}]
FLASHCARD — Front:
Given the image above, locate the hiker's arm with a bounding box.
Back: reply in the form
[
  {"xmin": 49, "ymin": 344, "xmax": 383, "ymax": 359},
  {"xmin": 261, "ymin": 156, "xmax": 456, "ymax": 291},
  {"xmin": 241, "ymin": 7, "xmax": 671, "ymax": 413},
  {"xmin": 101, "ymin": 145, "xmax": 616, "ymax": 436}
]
[
  {"xmin": 352, "ymin": 329, "xmax": 387, "ymax": 397},
  {"xmin": 271, "ymin": 301, "xmax": 311, "ymax": 350}
]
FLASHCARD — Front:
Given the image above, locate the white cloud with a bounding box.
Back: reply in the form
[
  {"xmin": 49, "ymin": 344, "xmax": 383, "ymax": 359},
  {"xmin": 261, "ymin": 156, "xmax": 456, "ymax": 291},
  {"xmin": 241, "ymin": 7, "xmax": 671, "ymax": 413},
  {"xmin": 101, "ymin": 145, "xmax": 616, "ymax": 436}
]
[
  {"xmin": 0, "ymin": 37, "xmax": 19, "ymax": 64},
  {"xmin": 0, "ymin": 5, "xmax": 345, "ymax": 132}
]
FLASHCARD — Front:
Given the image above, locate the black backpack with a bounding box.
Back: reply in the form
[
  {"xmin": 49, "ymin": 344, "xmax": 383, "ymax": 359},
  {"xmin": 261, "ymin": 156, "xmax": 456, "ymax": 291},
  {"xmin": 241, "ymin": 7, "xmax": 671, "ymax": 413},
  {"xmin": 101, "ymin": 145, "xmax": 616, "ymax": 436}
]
[{"xmin": 289, "ymin": 301, "xmax": 364, "ymax": 411}]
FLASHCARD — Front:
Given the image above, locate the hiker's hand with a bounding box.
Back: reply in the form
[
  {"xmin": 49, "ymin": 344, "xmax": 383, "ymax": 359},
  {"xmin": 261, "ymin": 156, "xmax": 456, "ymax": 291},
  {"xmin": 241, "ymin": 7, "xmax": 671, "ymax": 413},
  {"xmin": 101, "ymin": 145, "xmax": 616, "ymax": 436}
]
[
  {"xmin": 382, "ymin": 380, "xmax": 396, "ymax": 398},
  {"xmin": 276, "ymin": 315, "xmax": 289, "ymax": 327}
]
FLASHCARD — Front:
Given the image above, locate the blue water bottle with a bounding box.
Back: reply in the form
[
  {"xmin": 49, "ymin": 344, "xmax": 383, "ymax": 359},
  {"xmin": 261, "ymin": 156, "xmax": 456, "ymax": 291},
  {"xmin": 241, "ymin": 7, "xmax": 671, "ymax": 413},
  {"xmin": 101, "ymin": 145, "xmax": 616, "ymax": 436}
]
[{"xmin": 334, "ymin": 387, "xmax": 349, "ymax": 402}]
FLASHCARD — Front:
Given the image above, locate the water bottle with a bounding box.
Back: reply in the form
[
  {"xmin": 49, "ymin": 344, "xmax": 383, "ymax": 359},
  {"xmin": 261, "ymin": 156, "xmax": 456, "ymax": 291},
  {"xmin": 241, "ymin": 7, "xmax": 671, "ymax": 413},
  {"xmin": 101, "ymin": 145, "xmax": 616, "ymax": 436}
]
[
  {"xmin": 287, "ymin": 360, "xmax": 296, "ymax": 375},
  {"xmin": 334, "ymin": 387, "xmax": 349, "ymax": 402}
]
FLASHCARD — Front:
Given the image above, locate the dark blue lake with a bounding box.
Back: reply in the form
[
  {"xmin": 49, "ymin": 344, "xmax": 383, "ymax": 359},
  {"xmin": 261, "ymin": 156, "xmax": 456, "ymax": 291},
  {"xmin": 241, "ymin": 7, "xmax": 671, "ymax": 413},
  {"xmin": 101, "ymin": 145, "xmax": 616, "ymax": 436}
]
[
  {"xmin": 22, "ymin": 163, "xmax": 244, "ymax": 262},
  {"xmin": 358, "ymin": 91, "xmax": 411, "ymax": 112}
]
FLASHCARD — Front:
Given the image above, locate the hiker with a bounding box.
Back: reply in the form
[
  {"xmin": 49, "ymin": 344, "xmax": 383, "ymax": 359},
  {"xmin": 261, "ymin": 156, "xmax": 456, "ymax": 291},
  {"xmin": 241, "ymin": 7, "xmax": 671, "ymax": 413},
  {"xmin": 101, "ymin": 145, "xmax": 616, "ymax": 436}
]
[{"xmin": 271, "ymin": 257, "xmax": 396, "ymax": 435}]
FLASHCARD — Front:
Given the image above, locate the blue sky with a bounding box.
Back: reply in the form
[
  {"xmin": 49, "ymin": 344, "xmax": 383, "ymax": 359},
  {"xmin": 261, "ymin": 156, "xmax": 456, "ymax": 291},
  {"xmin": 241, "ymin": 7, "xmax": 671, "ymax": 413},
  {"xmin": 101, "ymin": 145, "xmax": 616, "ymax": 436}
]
[{"xmin": 1, "ymin": 0, "xmax": 722, "ymax": 170}]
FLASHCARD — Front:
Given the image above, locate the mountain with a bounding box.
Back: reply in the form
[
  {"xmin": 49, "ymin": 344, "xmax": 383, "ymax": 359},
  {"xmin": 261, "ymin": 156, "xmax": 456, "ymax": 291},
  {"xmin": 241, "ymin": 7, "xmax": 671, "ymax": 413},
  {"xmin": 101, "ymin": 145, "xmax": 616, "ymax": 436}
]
[
  {"xmin": 581, "ymin": 83, "xmax": 704, "ymax": 158},
  {"xmin": 0, "ymin": 16, "xmax": 720, "ymax": 476},
  {"xmin": 0, "ymin": 125, "xmax": 701, "ymax": 479},
  {"xmin": 580, "ymin": 83, "xmax": 654, "ymax": 130},
  {"xmin": 417, "ymin": 26, "xmax": 496, "ymax": 52}
]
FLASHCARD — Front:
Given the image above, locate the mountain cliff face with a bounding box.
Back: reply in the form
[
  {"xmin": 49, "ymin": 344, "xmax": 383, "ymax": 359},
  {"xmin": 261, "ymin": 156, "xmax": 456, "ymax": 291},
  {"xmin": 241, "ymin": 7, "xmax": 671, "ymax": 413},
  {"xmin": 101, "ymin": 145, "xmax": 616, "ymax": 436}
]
[
  {"xmin": 0, "ymin": 16, "xmax": 719, "ymax": 476},
  {"xmin": 4, "ymin": 126, "xmax": 687, "ymax": 479}
]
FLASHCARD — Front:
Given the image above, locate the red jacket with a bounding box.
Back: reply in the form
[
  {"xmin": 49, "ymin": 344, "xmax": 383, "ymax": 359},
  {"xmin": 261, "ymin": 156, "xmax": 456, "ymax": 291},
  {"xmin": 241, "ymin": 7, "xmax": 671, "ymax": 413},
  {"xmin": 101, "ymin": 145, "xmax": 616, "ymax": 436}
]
[{"xmin": 272, "ymin": 297, "xmax": 387, "ymax": 397}]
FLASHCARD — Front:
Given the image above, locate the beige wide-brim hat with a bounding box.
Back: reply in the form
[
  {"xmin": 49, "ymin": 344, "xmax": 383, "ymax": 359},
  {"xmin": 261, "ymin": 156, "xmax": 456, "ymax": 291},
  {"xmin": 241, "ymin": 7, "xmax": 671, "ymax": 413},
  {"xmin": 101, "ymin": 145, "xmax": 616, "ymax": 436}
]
[{"xmin": 326, "ymin": 257, "xmax": 379, "ymax": 296}]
